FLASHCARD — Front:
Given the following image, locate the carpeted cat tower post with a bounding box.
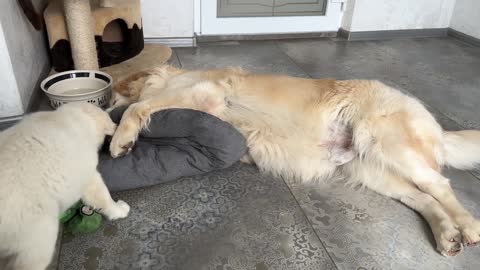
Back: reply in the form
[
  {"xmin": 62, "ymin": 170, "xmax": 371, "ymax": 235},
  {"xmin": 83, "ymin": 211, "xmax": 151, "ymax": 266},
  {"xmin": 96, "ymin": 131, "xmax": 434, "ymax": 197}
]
[
  {"xmin": 44, "ymin": 0, "xmax": 171, "ymax": 80},
  {"xmin": 45, "ymin": 0, "xmax": 145, "ymax": 71},
  {"xmin": 63, "ymin": 0, "xmax": 99, "ymax": 70}
]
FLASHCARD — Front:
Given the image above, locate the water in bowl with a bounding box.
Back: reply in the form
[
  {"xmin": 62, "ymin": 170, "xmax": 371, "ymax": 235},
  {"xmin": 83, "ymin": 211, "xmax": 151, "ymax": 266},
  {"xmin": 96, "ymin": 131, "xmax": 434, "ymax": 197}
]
[
  {"xmin": 60, "ymin": 88, "xmax": 98, "ymax": 95},
  {"xmin": 48, "ymin": 77, "xmax": 107, "ymax": 96}
]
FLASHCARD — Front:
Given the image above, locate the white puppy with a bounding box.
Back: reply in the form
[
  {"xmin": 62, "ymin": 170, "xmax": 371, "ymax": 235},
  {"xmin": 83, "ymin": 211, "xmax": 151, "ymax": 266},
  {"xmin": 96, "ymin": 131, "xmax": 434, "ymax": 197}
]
[{"xmin": 0, "ymin": 103, "xmax": 130, "ymax": 270}]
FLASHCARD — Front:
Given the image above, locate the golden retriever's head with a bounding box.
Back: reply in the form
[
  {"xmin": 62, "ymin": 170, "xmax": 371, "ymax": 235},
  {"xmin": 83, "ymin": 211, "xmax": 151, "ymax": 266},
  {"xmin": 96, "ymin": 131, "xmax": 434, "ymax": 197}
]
[
  {"xmin": 107, "ymin": 70, "xmax": 152, "ymax": 112},
  {"xmin": 108, "ymin": 91, "xmax": 132, "ymax": 112}
]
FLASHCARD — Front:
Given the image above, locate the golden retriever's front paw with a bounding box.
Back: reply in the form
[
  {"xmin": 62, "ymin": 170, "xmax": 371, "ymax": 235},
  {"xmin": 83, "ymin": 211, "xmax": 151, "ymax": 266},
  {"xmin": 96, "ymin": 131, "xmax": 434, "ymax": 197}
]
[
  {"xmin": 110, "ymin": 129, "xmax": 137, "ymax": 158},
  {"xmin": 110, "ymin": 139, "xmax": 135, "ymax": 158}
]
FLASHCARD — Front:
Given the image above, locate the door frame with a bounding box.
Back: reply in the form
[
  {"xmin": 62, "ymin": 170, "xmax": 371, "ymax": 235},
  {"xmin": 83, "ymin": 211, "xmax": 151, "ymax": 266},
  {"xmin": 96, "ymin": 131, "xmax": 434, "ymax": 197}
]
[{"xmin": 196, "ymin": 0, "xmax": 344, "ymax": 35}]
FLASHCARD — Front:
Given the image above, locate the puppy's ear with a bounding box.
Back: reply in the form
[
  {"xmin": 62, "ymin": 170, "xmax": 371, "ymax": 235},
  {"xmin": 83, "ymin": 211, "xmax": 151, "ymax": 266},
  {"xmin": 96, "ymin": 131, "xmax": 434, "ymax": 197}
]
[
  {"xmin": 70, "ymin": 102, "xmax": 116, "ymax": 136},
  {"xmin": 105, "ymin": 121, "xmax": 117, "ymax": 136}
]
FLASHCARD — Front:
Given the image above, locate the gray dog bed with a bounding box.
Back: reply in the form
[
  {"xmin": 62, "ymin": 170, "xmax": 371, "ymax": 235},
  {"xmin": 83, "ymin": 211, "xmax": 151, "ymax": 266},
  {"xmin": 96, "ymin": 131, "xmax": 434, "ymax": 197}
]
[{"xmin": 98, "ymin": 107, "xmax": 247, "ymax": 192}]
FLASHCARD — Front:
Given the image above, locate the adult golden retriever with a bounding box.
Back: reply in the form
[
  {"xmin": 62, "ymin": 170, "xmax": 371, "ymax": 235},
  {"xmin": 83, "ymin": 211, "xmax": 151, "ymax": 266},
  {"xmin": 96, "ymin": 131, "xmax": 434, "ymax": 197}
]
[{"xmin": 108, "ymin": 65, "xmax": 480, "ymax": 256}]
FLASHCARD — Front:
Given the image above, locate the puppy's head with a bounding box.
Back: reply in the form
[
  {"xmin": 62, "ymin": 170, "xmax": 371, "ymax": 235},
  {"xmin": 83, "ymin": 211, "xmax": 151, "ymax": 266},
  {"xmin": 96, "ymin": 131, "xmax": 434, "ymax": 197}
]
[{"xmin": 62, "ymin": 102, "xmax": 116, "ymax": 144}]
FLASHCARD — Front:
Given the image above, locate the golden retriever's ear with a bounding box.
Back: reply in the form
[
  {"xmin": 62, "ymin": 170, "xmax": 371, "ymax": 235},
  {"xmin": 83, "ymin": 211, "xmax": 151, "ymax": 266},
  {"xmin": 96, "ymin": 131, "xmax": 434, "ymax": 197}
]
[{"xmin": 113, "ymin": 70, "xmax": 152, "ymax": 98}]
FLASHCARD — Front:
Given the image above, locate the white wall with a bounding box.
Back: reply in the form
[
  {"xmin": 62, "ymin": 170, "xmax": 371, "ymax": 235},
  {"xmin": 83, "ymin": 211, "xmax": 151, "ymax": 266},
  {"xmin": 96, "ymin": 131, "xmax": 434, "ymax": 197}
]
[
  {"xmin": 340, "ymin": 0, "xmax": 356, "ymax": 31},
  {"xmin": 141, "ymin": 0, "xmax": 479, "ymax": 40},
  {"xmin": 342, "ymin": 0, "xmax": 456, "ymax": 31},
  {"xmin": 141, "ymin": 0, "xmax": 194, "ymax": 38},
  {"xmin": 0, "ymin": 0, "xmax": 49, "ymax": 118},
  {"xmin": 450, "ymin": 0, "xmax": 480, "ymax": 39},
  {"xmin": 0, "ymin": 23, "xmax": 23, "ymax": 118}
]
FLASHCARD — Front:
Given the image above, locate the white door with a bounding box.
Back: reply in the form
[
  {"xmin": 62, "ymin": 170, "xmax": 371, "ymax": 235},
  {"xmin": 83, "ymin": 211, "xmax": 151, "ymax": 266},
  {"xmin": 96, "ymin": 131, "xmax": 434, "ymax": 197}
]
[{"xmin": 197, "ymin": 0, "xmax": 344, "ymax": 35}]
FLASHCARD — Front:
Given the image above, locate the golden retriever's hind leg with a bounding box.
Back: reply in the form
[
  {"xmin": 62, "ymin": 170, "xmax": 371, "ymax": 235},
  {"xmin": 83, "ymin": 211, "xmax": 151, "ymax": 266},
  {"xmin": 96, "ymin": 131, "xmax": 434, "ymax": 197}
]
[
  {"xmin": 352, "ymin": 165, "xmax": 463, "ymax": 256},
  {"xmin": 356, "ymin": 111, "xmax": 478, "ymax": 251},
  {"xmin": 394, "ymin": 149, "xmax": 480, "ymax": 248}
]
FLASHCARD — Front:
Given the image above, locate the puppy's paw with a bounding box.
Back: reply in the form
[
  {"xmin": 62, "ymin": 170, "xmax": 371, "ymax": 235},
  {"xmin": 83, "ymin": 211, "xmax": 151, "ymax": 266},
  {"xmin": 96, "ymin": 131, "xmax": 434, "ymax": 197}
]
[{"xmin": 103, "ymin": 200, "xmax": 130, "ymax": 220}]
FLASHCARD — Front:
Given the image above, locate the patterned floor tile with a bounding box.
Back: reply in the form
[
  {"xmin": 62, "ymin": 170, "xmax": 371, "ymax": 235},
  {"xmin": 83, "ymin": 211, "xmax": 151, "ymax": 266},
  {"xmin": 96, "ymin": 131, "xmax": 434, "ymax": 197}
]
[
  {"xmin": 288, "ymin": 168, "xmax": 480, "ymax": 270},
  {"xmin": 58, "ymin": 164, "xmax": 336, "ymax": 270}
]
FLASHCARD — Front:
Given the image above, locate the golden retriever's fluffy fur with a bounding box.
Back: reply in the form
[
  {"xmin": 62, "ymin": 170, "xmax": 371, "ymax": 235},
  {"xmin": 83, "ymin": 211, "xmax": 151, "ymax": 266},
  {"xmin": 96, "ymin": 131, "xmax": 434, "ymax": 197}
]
[{"xmin": 109, "ymin": 65, "xmax": 480, "ymax": 256}]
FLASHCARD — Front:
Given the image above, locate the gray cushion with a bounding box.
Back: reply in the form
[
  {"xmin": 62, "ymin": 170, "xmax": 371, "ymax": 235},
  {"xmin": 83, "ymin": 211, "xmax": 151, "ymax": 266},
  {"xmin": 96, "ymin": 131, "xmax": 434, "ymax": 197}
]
[{"xmin": 98, "ymin": 106, "xmax": 247, "ymax": 192}]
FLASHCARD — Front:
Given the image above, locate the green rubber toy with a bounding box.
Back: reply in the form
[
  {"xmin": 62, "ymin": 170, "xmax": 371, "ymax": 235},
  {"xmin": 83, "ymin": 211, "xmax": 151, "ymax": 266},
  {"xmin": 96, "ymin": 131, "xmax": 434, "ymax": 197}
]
[
  {"xmin": 59, "ymin": 201, "xmax": 81, "ymax": 224},
  {"xmin": 60, "ymin": 202, "xmax": 103, "ymax": 234}
]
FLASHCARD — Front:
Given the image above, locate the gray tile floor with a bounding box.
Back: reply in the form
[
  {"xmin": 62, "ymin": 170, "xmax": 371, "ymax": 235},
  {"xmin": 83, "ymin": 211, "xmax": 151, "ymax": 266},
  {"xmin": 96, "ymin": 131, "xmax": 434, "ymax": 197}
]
[{"xmin": 55, "ymin": 37, "xmax": 480, "ymax": 269}]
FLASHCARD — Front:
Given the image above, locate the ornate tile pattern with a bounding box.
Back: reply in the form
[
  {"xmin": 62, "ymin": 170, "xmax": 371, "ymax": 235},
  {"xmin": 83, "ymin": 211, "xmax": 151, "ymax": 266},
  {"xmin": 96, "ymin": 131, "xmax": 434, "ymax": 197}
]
[
  {"xmin": 289, "ymin": 168, "xmax": 480, "ymax": 270},
  {"xmin": 58, "ymin": 164, "xmax": 336, "ymax": 270}
]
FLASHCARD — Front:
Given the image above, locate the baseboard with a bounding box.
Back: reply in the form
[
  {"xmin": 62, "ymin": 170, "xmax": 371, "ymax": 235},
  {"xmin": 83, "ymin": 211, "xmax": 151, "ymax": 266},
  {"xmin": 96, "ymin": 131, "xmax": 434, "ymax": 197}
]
[
  {"xmin": 338, "ymin": 28, "xmax": 448, "ymax": 41},
  {"xmin": 0, "ymin": 113, "xmax": 23, "ymax": 131},
  {"xmin": 196, "ymin": 31, "xmax": 337, "ymax": 43},
  {"xmin": 0, "ymin": 114, "xmax": 23, "ymax": 124},
  {"xmin": 447, "ymin": 28, "xmax": 480, "ymax": 47},
  {"xmin": 144, "ymin": 37, "xmax": 196, "ymax": 47}
]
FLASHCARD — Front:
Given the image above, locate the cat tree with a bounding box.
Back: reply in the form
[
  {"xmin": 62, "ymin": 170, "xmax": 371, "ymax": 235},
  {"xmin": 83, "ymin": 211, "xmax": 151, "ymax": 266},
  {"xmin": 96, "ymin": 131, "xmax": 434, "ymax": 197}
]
[{"xmin": 44, "ymin": 0, "xmax": 144, "ymax": 71}]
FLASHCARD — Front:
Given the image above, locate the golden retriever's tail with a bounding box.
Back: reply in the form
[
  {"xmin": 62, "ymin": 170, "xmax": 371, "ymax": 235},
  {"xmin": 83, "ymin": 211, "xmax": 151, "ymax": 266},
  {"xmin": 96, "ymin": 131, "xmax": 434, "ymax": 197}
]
[{"xmin": 443, "ymin": 130, "xmax": 480, "ymax": 169}]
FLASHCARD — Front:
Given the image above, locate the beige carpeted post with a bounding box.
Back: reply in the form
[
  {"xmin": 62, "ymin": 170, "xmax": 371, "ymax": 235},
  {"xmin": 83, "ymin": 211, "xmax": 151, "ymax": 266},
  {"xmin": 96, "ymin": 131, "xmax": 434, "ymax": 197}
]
[{"xmin": 63, "ymin": 0, "xmax": 99, "ymax": 70}]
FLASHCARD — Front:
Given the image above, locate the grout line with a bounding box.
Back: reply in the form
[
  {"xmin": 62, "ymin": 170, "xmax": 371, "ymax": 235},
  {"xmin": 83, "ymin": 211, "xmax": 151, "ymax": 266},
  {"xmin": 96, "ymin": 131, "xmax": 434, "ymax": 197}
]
[
  {"xmin": 273, "ymin": 41, "xmax": 313, "ymax": 79},
  {"xmin": 170, "ymin": 49, "xmax": 183, "ymax": 68},
  {"xmin": 468, "ymin": 171, "xmax": 480, "ymax": 182},
  {"xmin": 280, "ymin": 177, "xmax": 340, "ymax": 270},
  {"xmin": 174, "ymin": 50, "xmax": 183, "ymax": 68}
]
